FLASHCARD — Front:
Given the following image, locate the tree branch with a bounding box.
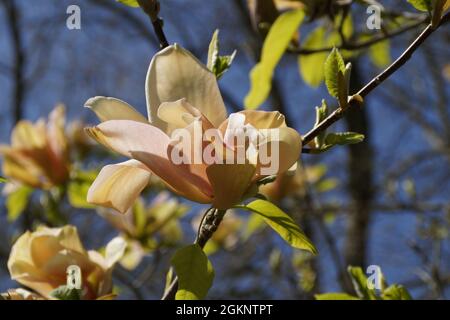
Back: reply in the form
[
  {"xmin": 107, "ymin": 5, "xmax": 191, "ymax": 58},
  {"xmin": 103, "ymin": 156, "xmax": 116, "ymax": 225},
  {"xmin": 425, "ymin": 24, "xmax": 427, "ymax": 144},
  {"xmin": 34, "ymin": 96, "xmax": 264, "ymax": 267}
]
[
  {"xmin": 290, "ymin": 16, "xmax": 428, "ymax": 55},
  {"xmin": 301, "ymin": 12, "xmax": 450, "ymax": 147}
]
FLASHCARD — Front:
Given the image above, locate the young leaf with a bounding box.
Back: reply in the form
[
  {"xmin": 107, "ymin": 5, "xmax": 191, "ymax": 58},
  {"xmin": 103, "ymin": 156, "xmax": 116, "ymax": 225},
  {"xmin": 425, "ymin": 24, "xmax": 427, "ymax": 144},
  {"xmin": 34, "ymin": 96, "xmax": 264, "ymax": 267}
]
[
  {"xmin": 0, "ymin": 176, "xmax": 7, "ymax": 183},
  {"xmin": 314, "ymin": 100, "xmax": 329, "ymax": 149},
  {"xmin": 407, "ymin": 0, "xmax": 432, "ymax": 12},
  {"xmin": 207, "ymin": 30, "xmax": 236, "ymax": 79},
  {"xmin": 245, "ymin": 9, "xmax": 305, "ymax": 109},
  {"xmin": 50, "ymin": 285, "xmax": 82, "ymax": 300},
  {"xmin": 6, "ymin": 186, "xmax": 33, "ymax": 222},
  {"xmin": 369, "ymin": 40, "xmax": 391, "ymax": 68},
  {"xmin": 171, "ymin": 244, "xmax": 214, "ymax": 300},
  {"xmin": 236, "ymin": 200, "xmax": 317, "ymax": 254},
  {"xmin": 68, "ymin": 181, "xmax": 95, "ymax": 209},
  {"xmin": 298, "ymin": 26, "xmax": 328, "ymax": 87},
  {"xmin": 315, "ymin": 293, "xmax": 359, "ymax": 300},
  {"xmin": 67, "ymin": 170, "xmax": 97, "ymax": 209},
  {"xmin": 348, "ymin": 266, "xmax": 377, "ymax": 300},
  {"xmin": 324, "ymin": 48, "xmax": 346, "ymax": 99},
  {"xmin": 207, "ymin": 30, "xmax": 220, "ymax": 71},
  {"xmin": 117, "ymin": 0, "xmax": 139, "ymax": 7},
  {"xmin": 325, "ymin": 132, "xmax": 365, "ymax": 145},
  {"xmin": 381, "ymin": 285, "xmax": 412, "ymax": 300}
]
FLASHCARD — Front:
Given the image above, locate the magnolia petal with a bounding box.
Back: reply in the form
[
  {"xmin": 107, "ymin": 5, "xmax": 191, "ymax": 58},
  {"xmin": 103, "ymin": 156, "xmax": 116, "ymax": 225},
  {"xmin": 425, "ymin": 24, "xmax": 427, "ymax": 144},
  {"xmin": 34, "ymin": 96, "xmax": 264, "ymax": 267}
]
[
  {"xmin": 0, "ymin": 149, "xmax": 43, "ymax": 188},
  {"xmin": 85, "ymin": 96, "xmax": 148, "ymax": 123},
  {"xmin": 146, "ymin": 44, "xmax": 227, "ymax": 132},
  {"xmin": 206, "ymin": 164, "xmax": 256, "ymax": 210},
  {"xmin": 256, "ymin": 127, "xmax": 302, "ymax": 177},
  {"xmin": 219, "ymin": 110, "xmax": 287, "ymax": 134},
  {"xmin": 157, "ymin": 98, "xmax": 201, "ymax": 133},
  {"xmin": 86, "ymin": 120, "xmax": 213, "ymax": 204},
  {"xmin": 87, "ymin": 160, "xmax": 152, "ymax": 214},
  {"xmin": 104, "ymin": 237, "xmax": 127, "ymax": 269},
  {"xmin": 47, "ymin": 104, "xmax": 68, "ymax": 159},
  {"xmin": 11, "ymin": 121, "xmax": 47, "ymax": 149}
]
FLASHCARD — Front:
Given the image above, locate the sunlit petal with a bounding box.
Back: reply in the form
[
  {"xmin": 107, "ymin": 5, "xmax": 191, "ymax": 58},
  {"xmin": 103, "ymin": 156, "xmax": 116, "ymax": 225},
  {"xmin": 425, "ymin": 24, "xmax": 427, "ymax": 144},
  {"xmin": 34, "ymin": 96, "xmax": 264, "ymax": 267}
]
[
  {"xmin": 85, "ymin": 96, "xmax": 148, "ymax": 123},
  {"xmin": 87, "ymin": 160, "xmax": 152, "ymax": 214},
  {"xmin": 206, "ymin": 164, "xmax": 256, "ymax": 209},
  {"xmin": 146, "ymin": 44, "xmax": 227, "ymax": 132}
]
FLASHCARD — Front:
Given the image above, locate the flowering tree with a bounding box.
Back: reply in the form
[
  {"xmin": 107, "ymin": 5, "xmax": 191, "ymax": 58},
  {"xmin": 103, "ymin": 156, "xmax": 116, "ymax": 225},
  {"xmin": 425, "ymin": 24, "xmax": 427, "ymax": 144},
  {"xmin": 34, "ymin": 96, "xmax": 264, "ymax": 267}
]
[{"xmin": 0, "ymin": 0, "xmax": 449, "ymax": 300}]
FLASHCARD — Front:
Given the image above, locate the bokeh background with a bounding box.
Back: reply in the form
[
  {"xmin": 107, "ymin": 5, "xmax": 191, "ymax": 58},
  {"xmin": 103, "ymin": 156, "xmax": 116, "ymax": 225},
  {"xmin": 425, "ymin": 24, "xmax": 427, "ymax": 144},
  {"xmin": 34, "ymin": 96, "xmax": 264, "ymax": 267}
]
[{"xmin": 0, "ymin": 0, "xmax": 449, "ymax": 299}]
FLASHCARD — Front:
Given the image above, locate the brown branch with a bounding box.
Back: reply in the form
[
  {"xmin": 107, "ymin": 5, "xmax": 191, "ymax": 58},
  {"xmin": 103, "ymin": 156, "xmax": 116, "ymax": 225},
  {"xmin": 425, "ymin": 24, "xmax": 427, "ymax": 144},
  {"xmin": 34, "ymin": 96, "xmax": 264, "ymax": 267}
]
[
  {"xmin": 301, "ymin": 12, "xmax": 450, "ymax": 147},
  {"xmin": 3, "ymin": 0, "xmax": 25, "ymax": 123},
  {"xmin": 161, "ymin": 208, "xmax": 227, "ymax": 300}
]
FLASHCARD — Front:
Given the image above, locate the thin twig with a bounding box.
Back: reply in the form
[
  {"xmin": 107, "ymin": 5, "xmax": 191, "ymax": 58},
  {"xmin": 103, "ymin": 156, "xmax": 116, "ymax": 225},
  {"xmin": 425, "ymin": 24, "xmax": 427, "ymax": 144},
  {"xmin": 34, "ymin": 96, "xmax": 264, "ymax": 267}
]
[
  {"xmin": 290, "ymin": 16, "xmax": 427, "ymax": 55},
  {"xmin": 161, "ymin": 208, "xmax": 227, "ymax": 300},
  {"xmin": 137, "ymin": 0, "xmax": 169, "ymax": 49},
  {"xmin": 301, "ymin": 12, "xmax": 450, "ymax": 147}
]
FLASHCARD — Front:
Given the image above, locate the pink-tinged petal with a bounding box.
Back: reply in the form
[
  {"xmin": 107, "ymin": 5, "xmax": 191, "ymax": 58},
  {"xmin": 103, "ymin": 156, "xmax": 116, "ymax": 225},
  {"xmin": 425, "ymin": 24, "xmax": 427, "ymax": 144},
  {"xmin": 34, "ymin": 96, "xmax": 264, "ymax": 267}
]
[
  {"xmin": 157, "ymin": 98, "xmax": 202, "ymax": 133},
  {"xmin": 146, "ymin": 44, "xmax": 227, "ymax": 132},
  {"xmin": 218, "ymin": 110, "xmax": 287, "ymax": 135},
  {"xmin": 85, "ymin": 96, "xmax": 148, "ymax": 123},
  {"xmin": 206, "ymin": 164, "xmax": 256, "ymax": 210},
  {"xmin": 256, "ymin": 127, "xmax": 302, "ymax": 177},
  {"xmin": 87, "ymin": 160, "xmax": 152, "ymax": 214},
  {"xmin": 86, "ymin": 120, "xmax": 213, "ymax": 204}
]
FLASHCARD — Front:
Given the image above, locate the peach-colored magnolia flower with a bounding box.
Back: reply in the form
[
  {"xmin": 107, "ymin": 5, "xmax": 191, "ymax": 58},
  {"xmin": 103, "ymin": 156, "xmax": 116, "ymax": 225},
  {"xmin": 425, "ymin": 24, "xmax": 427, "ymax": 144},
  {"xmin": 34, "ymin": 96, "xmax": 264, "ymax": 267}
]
[
  {"xmin": 1, "ymin": 288, "xmax": 44, "ymax": 300},
  {"xmin": 98, "ymin": 192, "xmax": 188, "ymax": 270},
  {"xmin": 85, "ymin": 44, "xmax": 301, "ymax": 213},
  {"xmin": 8, "ymin": 225, "xmax": 125, "ymax": 300},
  {"xmin": 0, "ymin": 105, "xmax": 70, "ymax": 189}
]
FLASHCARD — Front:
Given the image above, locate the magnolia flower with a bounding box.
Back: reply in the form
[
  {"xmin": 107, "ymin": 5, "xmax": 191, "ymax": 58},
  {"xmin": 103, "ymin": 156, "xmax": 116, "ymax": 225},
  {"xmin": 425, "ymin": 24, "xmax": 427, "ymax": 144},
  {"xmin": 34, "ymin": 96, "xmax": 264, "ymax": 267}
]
[
  {"xmin": 98, "ymin": 192, "xmax": 187, "ymax": 270},
  {"xmin": 8, "ymin": 225, "xmax": 125, "ymax": 300},
  {"xmin": 85, "ymin": 44, "xmax": 301, "ymax": 213},
  {"xmin": 0, "ymin": 105, "xmax": 70, "ymax": 189},
  {"xmin": 0, "ymin": 288, "xmax": 44, "ymax": 300}
]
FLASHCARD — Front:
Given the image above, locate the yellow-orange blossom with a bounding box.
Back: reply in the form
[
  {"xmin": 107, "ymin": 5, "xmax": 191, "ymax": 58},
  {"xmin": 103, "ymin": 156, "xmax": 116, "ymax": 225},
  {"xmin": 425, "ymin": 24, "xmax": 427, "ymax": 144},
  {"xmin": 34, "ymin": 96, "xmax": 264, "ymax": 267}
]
[{"xmin": 85, "ymin": 44, "xmax": 301, "ymax": 213}]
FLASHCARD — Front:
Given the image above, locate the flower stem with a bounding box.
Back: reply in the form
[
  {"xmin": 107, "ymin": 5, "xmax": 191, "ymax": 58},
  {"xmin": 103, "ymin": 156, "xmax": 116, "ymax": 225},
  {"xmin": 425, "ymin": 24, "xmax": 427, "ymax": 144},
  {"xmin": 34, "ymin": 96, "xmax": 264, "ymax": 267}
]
[
  {"xmin": 161, "ymin": 208, "xmax": 227, "ymax": 300},
  {"xmin": 137, "ymin": 0, "xmax": 169, "ymax": 49}
]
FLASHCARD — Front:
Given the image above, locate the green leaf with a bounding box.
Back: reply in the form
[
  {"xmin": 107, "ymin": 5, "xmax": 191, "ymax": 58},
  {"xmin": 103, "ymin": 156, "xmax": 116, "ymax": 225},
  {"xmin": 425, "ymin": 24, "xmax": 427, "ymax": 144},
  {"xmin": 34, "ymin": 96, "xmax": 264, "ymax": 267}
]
[
  {"xmin": 407, "ymin": 0, "xmax": 432, "ymax": 12},
  {"xmin": 0, "ymin": 176, "xmax": 7, "ymax": 183},
  {"xmin": 117, "ymin": 0, "xmax": 139, "ymax": 7},
  {"xmin": 171, "ymin": 244, "xmax": 214, "ymax": 300},
  {"xmin": 315, "ymin": 293, "xmax": 359, "ymax": 300},
  {"xmin": 207, "ymin": 30, "xmax": 236, "ymax": 79},
  {"xmin": 236, "ymin": 200, "xmax": 317, "ymax": 254},
  {"xmin": 324, "ymin": 48, "xmax": 346, "ymax": 99},
  {"xmin": 6, "ymin": 186, "xmax": 33, "ymax": 221},
  {"xmin": 67, "ymin": 170, "xmax": 97, "ymax": 209},
  {"xmin": 50, "ymin": 285, "xmax": 82, "ymax": 300},
  {"xmin": 325, "ymin": 132, "xmax": 365, "ymax": 145},
  {"xmin": 245, "ymin": 9, "xmax": 305, "ymax": 109},
  {"xmin": 381, "ymin": 285, "xmax": 412, "ymax": 300},
  {"xmin": 68, "ymin": 181, "xmax": 95, "ymax": 209},
  {"xmin": 369, "ymin": 40, "xmax": 391, "ymax": 68},
  {"xmin": 207, "ymin": 29, "xmax": 220, "ymax": 71},
  {"xmin": 348, "ymin": 266, "xmax": 377, "ymax": 300},
  {"xmin": 242, "ymin": 212, "xmax": 266, "ymax": 241},
  {"xmin": 298, "ymin": 26, "xmax": 328, "ymax": 87}
]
